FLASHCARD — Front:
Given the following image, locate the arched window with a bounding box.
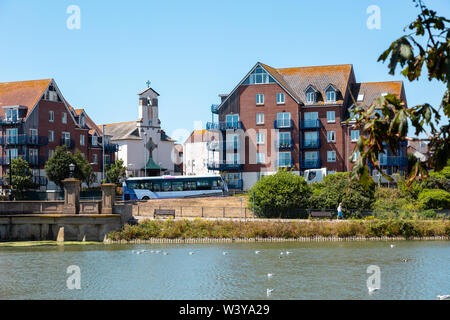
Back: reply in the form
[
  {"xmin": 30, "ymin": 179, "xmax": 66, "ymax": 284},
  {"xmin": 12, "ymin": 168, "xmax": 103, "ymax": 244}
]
[{"xmin": 242, "ymin": 66, "xmax": 276, "ymax": 85}]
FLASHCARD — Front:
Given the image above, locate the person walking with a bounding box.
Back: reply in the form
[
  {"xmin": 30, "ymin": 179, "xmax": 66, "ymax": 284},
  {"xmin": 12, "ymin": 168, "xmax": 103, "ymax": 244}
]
[{"xmin": 337, "ymin": 202, "xmax": 343, "ymax": 220}]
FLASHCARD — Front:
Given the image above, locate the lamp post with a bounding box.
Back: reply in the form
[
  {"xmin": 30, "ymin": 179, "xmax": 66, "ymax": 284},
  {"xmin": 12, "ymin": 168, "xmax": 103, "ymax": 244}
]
[
  {"xmin": 8, "ymin": 152, "xmax": 12, "ymax": 201},
  {"xmin": 69, "ymin": 163, "xmax": 75, "ymax": 178},
  {"xmin": 144, "ymin": 132, "xmax": 147, "ymax": 177}
]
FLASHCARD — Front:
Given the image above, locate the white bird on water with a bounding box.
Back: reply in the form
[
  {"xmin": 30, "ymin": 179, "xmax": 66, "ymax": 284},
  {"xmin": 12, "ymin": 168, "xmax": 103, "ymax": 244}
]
[
  {"xmin": 189, "ymin": 251, "xmax": 195, "ymax": 255},
  {"xmin": 437, "ymin": 295, "xmax": 450, "ymax": 300},
  {"xmin": 223, "ymin": 251, "xmax": 229, "ymax": 255},
  {"xmin": 286, "ymin": 251, "xmax": 292, "ymax": 255},
  {"xmin": 255, "ymin": 251, "xmax": 260, "ymax": 254},
  {"xmin": 163, "ymin": 252, "xmax": 169, "ymax": 255},
  {"xmin": 390, "ymin": 244, "xmax": 395, "ymax": 248},
  {"xmin": 368, "ymin": 287, "xmax": 379, "ymax": 294},
  {"xmin": 267, "ymin": 273, "xmax": 273, "ymax": 278},
  {"xmin": 266, "ymin": 288, "xmax": 274, "ymax": 297}
]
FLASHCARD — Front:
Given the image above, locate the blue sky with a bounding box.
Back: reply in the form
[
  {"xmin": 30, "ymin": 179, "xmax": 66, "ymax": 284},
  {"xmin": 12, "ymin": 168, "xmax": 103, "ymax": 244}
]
[{"xmin": 0, "ymin": 0, "xmax": 448, "ymax": 143}]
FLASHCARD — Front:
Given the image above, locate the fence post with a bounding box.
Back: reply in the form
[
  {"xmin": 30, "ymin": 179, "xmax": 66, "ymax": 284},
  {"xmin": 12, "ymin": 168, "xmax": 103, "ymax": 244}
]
[{"xmin": 223, "ymin": 207, "xmax": 225, "ymax": 218}]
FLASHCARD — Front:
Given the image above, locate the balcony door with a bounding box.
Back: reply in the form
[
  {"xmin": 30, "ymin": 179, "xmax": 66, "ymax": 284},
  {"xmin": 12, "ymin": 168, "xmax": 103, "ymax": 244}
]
[{"xmin": 225, "ymin": 114, "xmax": 239, "ymax": 128}]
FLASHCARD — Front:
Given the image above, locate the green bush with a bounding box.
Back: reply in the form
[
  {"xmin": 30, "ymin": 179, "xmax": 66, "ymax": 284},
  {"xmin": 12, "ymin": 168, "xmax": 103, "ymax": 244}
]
[
  {"xmin": 308, "ymin": 172, "xmax": 375, "ymax": 215},
  {"xmin": 418, "ymin": 189, "xmax": 450, "ymax": 210},
  {"xmin": 248, "ymin": 169, "xmax": 311, "ymax": 218}
]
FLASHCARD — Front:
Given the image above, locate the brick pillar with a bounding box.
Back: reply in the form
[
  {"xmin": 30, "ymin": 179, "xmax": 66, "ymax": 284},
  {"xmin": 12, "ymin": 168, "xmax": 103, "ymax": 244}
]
[
  {"xmin": 62, "ymin": 178, "xmax": 81, "ymax": 214},
  {"xmin": 101, "ymin": 183, "xmax": 116, "ymax": 214}
]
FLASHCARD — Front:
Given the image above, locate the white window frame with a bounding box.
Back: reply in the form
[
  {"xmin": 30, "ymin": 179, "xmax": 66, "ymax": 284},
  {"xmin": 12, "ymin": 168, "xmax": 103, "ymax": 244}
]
[
  {"xmin": 327, "ymin": 111, "xmax": 335, "ymax": 123},
  {"xmin": 80, "ymin": 134, "xmax": 85, "ymax": 146},
  {"xmin": 278, "ymin": 151, "xmax": 292, "ymax": 167},
  {"xmin": 305, "ymin": 87, "xmax": 317, "ymax": 104},
  {"xmin": 93, "ymin": 154, "xmax": 98, "ymax": 164},
  {"xmin": 327, "ymin": 151, "xmax": 336, "ymax": 162},
  {"xmin": 6, "ymin": 108, "xmax": 18, "ymax": 121},
  {"xmin": 49, "ymin": 130, "xmax": 54, "ymax": 142},
  {"xmin": 256, "ymin": 113, "xmax": 264, "ymax": 125},
  {"xmin": 92, "ymin": 135, "xmax": 98, "ymax": 146},
  {"xmin": 256, "ymin": 132, "xmax": 265, "ymax": 145},
  {"xmin": 256, "ymin": 94, "xmax": 264, "ymax": 105},
  {"xmin": 305, "ymin": 151, "xmax": 318, "ymax": 161},
  {"xmin": 327, "ymin": 131, "xmax": 336, "ymax": 143},
  {"xmin": 276, "ymin": 92, "xmax": 285, "ymax": 104},
  {"xmin": 352, "ymin": 150, "xmax": 360, "ymax": 162},
  {"xmin": 257, "ymin": 152, "xmax": 265, "ymax": 164},
  {"xmin": 49, "ymin": 111, "xmax": 54, "ymax": 122},
  {"xmin": 351, "ymin": 130, "xmax": 360, "ymax": 142},
  {"xmin": 276, "ymin": 112, "xmax": 291, "ymax": 128},
  {"xmin": 62, "ymin": 112, "xmax": 67, "ymax": 124},
  {"xmin": 326, "ymin": 87, "xmax": 337, "ymax": 103}
]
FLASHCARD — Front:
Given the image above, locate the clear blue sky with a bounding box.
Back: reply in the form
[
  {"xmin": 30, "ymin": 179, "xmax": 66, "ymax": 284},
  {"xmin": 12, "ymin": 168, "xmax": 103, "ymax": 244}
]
[{"xmin": 1, "ymin": 0, "xmax": 448, "ymax": 143}]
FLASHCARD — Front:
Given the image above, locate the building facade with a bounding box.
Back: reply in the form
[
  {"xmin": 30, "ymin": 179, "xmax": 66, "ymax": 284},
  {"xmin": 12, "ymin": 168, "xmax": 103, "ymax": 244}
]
[
  {"xmin": 103, "ymin": 87, "xmax": 176, "ymax": 177},
  {"xmin": 0, "ymin": 79, "xmax": 117, "ymax": 190},
  {"xmin": 206, "ymin": 62, "xmax": 408, "ymax": 190},
  {"xmin": 183, "ymin": 129, "xmax": 219, "ymax": 178}
]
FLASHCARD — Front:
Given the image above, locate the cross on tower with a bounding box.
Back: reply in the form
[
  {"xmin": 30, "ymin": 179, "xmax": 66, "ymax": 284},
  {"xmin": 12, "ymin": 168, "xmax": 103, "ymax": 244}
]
[{"xmin": 146, "ymin": 80, "xmax": 151, "ymax": 88}]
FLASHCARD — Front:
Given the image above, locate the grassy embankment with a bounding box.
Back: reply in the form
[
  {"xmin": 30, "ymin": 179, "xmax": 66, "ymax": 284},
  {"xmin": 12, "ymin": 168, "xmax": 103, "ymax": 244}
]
[{"xmin": 108, "ymin": 218, "xmax": 450, "ymax": 241}]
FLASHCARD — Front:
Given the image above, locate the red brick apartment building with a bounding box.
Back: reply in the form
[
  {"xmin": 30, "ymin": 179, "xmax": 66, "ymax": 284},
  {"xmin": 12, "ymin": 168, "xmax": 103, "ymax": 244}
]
[
  {"xmin": 206, "ymin": 62, "xmax": 408, "ymax": 190},
  {"xmin": 0, "ymin": 79, "xmax": 117, "ymax": 191}
]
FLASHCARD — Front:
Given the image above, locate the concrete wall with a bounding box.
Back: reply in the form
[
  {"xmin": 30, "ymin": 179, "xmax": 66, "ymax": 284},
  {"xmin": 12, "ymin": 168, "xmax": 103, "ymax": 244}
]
[
  {"xmin": 0, "ymin": 200, "xmax": 101, "ymax": 215},
  {"xmin": 0, "ymin": 214, "xmax": 121, "ymax": 241}
]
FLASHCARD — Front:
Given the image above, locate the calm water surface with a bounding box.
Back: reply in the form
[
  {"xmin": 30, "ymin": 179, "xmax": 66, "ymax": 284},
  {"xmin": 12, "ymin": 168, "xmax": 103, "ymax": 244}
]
[{"xmin": 0, "ymin": 241, "xmax": 449, "ymax": 299}]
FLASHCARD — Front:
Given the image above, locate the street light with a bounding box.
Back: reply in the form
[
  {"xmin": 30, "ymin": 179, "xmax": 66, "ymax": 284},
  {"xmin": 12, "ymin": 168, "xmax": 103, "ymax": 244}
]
[{"xmin": 69, "ymin": 163, "xmax": 75, "ymax": 178}]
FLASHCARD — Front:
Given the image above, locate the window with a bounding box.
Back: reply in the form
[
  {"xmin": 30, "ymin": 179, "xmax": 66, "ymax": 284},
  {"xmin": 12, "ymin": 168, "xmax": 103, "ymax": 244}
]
[
  {"xmin": 278, "ymin": 152, "xmax": 292, "ymax": 167},
  {"xmin": 62, "ymin": 132, "xmax": 70, "ymax": 146},
  {"xmin": 5, "ymin": 108, "xmax": 18, "ymax": 121},
  {"xmin": 80, "ymin": 115, "xmax": 85, "ymax": 127},
  {"xmin": 5, "ymin": 128, "xmax": 17, "ymax": 144},
  {"xmin": 304, "ymin": 112, "xmax": 318, "ymax": 121},
  {"xmin": 226, "ymin": 153, "xmax": 239, "ymax": 164},
  {"xmin": 351, "ymin": 130, "xmax": 360, "ymax": 142},
  {"xmin": 80, "ymin": 134, "xmax": 85, "ymax": 146},
  {"xmin": 306, "ymin": 87, "xmax": 317, "ymax": 104},
  {"xmin": 327, "ymin": 111, "xmax": 335, "ymax": 123},
  {"xmin": 226, "ymin": 134, "xmax": 239, "ymax": 150},
  {"xmin": 256, "ymin": 132, "xmax": 265, "ymax": 145},
  {"xmin": 327, "ymin": 131, "xmax": 336, "ymax": 143},
  {"xmin": 256, "ymin": 94, "xmax": 264, "ymax": 105},
  {"xmin": 279, "ymin": 132, "xmax": 291, "ymax": 145},
  {"xmin": 256, "ymin": 113, "xmax": 264, "ymax": 125},
  {"xmin": 6, "ymin": 148, "xmax": 18, "ymax": 164},
  {"xmin": 304, "ymin": 131, "xmax": 319, "ymax": 148},
  {"xmin": 257, "ymin": 152, "xmax": 265, "ymax": 164},
  {"xmin": 276, "ymin": 112, "xmax": 291, "ymax": 128},
  {"xmin": 357, "ymin": 93, "xmax": 364, "ymax": 102},
  {"xmin": 93, "ymin": 154, "xmax": 98, "ymax": 164},
  {"xmin": 242, "ymin": 66, "xmax": 276, "ymax": 85},
  {"xmin": 352, "ymin": 150, "xmax": 360, "ymax": 162},
  {"xmin": 92, "ymin": 135, "xmax": 98, "ymax": 146},
  {"xmin": 276, "ymin": 93, "xmax": 285, "ymax": 104},
  {"xmin": 305, "ymin": 151, "xmax": 319, "ymax": 163},
  {"xmin": 326, "ymin": 86, "xmax": 337, "ymax": 103},
  {"xmin": 225, "ymin": 114, "xmax": 239, "ymax": 128},
  {"xmin": 49, "ymin": 149, "xmax": 55, "ymax": 158},
  {"xmin": 49, "ymin": 111, "xmax": 54, "ymax": 122},
  {"xmin": 49, "ymin": 130, "xmax": 54, "ymax": 142},
  {"xmin": 327, "ymin": 151, "xmax": 336, "ymax": 162},
  {"xmin": 62, "ymin": 112, "xmax": 67, "ymax": 124}
]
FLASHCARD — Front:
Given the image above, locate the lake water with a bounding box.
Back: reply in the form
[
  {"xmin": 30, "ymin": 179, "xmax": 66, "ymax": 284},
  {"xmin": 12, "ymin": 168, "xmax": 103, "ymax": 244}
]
[{"xmin": 0, "ymin": 241, "xmax": 449, "ymax": 300}]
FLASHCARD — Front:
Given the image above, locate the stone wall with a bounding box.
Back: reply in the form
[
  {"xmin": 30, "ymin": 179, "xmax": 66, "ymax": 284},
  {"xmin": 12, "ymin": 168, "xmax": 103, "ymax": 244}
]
[{"xmin": 0, "ymin": 200, "xmax": 101, "ymax": 215}]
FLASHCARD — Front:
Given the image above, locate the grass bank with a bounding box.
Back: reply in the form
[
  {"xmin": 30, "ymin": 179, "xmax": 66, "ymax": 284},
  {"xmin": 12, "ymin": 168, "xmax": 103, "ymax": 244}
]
[{"xmin": 107, "ymin": 218, "xmax": 450, "ymax": 241}]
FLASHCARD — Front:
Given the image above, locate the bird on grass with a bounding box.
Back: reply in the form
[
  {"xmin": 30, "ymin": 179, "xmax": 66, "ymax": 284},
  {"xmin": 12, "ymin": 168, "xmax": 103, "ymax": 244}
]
[
  {"xmin": 437, "ymin": 295, "xmax": 450, "ymax": 300},
  {"xmin": 267, "ymin": 288, "xmax": 274, "ymax": 297}
]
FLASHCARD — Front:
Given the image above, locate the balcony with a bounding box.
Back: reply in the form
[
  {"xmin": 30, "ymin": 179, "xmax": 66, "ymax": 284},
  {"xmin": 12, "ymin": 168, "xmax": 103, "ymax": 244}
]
[
  {"xmin": 206, "ymin": 121, "xmax": 243, "ymax": 131},
  {"xmin": 226, "ymin": 179, "xmax": 243, "ymax": 190},
  {"xmin": 300, "ymin": 119, "xmax": 321, "ymax": 130},
  {"xmin": 379, "ymin": 156, "xmax": 408, "ymax": 167},
  {"xmin": 207, "ymin": 141, "xmax": 220, "ymax": 151},
  {"xmin": 300, "ymin": 138, "xmax": 321, "ymax": 149},
  {"xmin": 276, "ymin": 159, "xmax": 294, "ymax": 168},
  {"xmin": 0, "ymin": 116, "xmax": 24, "ymax": 126},
  {"xmin": 104, "ymin": 143, "xmax": 119, "ymax": 153},
  {"xmin": 207, "ymin": 161, "xmax": 243, "ymax": 171},
  {"xmin": 274, "ymin": 119, "xmax": 294, "ymax": 130},
  {"xmin": 300, "ymin": 159, "xmax": 322, "ymax": 169},
  {"xmin": 60, "ymin": 138, "xmax": 75, "ymax": 149},
  {"xmin": 0, "ymin": 135, "xmax": 48, "ymax": 146},
  {"xmin": 0, "ymin": 155, "xmax": 47, "ymax": 166},
  {"xmin": 275, "ymin": 139, "xmax": 293, "ymax": 150},
  {"xmin": 211, "ymin": 104, "xmax": 219, "ymax": 114}
]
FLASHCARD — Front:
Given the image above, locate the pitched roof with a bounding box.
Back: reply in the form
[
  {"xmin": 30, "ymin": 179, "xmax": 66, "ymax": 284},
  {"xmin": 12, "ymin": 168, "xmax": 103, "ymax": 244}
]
[
  {"xmin": 103, "ymin": 121, "xmax": 141, "ymax": 141},
  {"xmin": 75, "ymin": 108, "xmax": 103, "ymax": 136},
  {"xmin": 184, "ymin": 129, "xmax": 208, "ymax": 144},
  {"xmin": 0, "ymin": 79, "xmax": 51, "ymax": 118},
  {"xmin": 262, "ymin": 63, "xmax": 354, "ymax": 105},
  {"xmin": 350, "ymin": 81, "xmax": 404, "ymax": 107},
  {"xmin": 144, "ymin": 157, "xmax": 166, "ymax": 170}
]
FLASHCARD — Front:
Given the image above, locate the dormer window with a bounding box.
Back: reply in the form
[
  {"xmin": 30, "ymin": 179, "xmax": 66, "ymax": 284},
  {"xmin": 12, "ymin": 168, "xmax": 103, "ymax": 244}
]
[
  {"xmin": 92, "ymin": 135, "xmax": 98, "ymax": 146},
  {"xmin": 5, "ymin": 108, "xmax": 18, "ymax": 122},
  {"xmin": 80, "ymin": 115, "xmax": 85, "ymax": 127},
  {"xmin": 305, "ymin": 86, "xmax": 317, "ymax": 104},
  {"xmin": 325, "ymin": 85, "xmax": 337, "ymax": 103}
]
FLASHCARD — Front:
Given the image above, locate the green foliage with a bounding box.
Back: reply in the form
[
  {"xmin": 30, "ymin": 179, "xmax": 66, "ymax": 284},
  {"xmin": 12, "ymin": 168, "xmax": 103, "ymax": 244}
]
[
  {"xmin": 45, "ymin": 146, "xmax": 92, "ymax": 188},
  {"xmin": 6, "ymin": 158, "xmax": 34, "ymax": 199},
  {"xmin": 350, "ymin": 0, "xmax": 450, "ymax": 187},
  {"xmin": 372, "ymin": 188, "xmax": 414, "ymax": 212},
  {"xmin": 105, "ymin": 159, "xmax": 127, "ymax": 185},
  {"xmin": 418, "ymin": 188, "xmax": 450, "ymax": 210},
  {"xmin": 308, "ymin": 172, "xmax": 375, "ymax": 215},
  {"xmin": 248, "ymin": 169, "xmax": 311, "ymax": 218}
]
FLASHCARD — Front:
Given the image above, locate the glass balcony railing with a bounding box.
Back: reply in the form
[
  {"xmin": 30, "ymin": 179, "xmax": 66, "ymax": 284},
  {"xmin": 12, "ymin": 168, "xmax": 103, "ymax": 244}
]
[
  {"xmin": 206, "ymin": 121, "xmax": 243, "ymax": 131},
  {"xmin": 207, "ymin": 161, "xmax": 243, "ymax": 171},
  {"xmin": 0, "ymin": 135, "xmax": 48, "ymax": 146},
  {"xmin": 301, "ymin": 138, "xmax": 321, "ymax": 149},
  {"xmin": 275, "ymin": 139, "xmax": 293, "ymax": 150},
  {"xmin": 274, "ymin": 119, "xmax": 294, "ymax": 129},
  {"xmin": 300, "ymin": 159, "xmax": 322, "ymax": 169},
  {"xmin": 276, "ymin": 159, "xmax": 293, "ymax": 168},
  {"xmin": 300, "ymin": 119, "xmax": 321, "ymax": 129}
]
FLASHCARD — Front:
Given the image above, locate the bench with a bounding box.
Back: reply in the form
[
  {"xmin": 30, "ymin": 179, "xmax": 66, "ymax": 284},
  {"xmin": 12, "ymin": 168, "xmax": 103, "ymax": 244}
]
[
  {"xmin": 154, "ymin": 209, "xmax": 175, "ymax": 219},
  {"xmin": 310, "ymin": 211, "xmax": 332, "ymax": 219}
]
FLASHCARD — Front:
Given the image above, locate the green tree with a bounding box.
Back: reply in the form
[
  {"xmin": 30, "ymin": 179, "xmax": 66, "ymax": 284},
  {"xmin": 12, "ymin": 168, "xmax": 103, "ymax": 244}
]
[
  {"xmin": 105, "ymin": 159, "xmax": 127, "ymax": 185},
  {"xmin": 45, "ymin": 146, "xmax": 92, "ymax": 188},
  {"xmin": 248, "ymin": 169, "xmax": 311, "ymax": 218},
  {"xmin": 418, "ymin": 188, "xmax": 450, "ymax": 210},
  {"xmin": 349, "ymin": 0, "xmax": 449, "ymax": 188},
  {"xmin": 6, "ymin": 158, "xmax": 34, "ymax": 199},
  {"xmin": 309, "ymin": 172, "xmax": 375, "ymax": 216}
]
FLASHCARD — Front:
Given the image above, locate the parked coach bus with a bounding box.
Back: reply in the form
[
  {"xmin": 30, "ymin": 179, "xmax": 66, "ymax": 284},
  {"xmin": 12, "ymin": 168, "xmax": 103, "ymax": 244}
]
[{"xmin": 122, "ymin": 175, "xmax": 228, "ymax": 200}]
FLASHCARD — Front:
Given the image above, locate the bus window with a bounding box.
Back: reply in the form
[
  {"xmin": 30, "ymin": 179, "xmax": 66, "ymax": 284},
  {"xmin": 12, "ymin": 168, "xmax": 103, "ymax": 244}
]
[
  {"xmin": 162, "ymin": 181, "xmax": 172, "ymax": 191},
  {"xmin": 144, "ymin": 182, "xmax": 152, "ymax": 189},
  {"xmin": 197, "ymin": 179, "xmax": 211, "ymax": 190},
  {"xmin": 172, "ymin": 181, "xmax": 183, "ymax": 191},
  {"xmin": 126, "ymin": 181, "xmax": 138, "ymax": 189},
  {"xmin": 152, "ymin": 183, "xmax": 161, "ymax": 192},
  {"xmin": 184, "ymin": 181, "xmax": 197, "ymax": 190}
]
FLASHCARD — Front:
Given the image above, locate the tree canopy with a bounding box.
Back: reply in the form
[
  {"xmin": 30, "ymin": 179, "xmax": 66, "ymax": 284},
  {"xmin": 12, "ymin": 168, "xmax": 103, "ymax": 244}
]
[{"xmin": 6, "ymin": 158, "xmax": 34, "ymax": 199}]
